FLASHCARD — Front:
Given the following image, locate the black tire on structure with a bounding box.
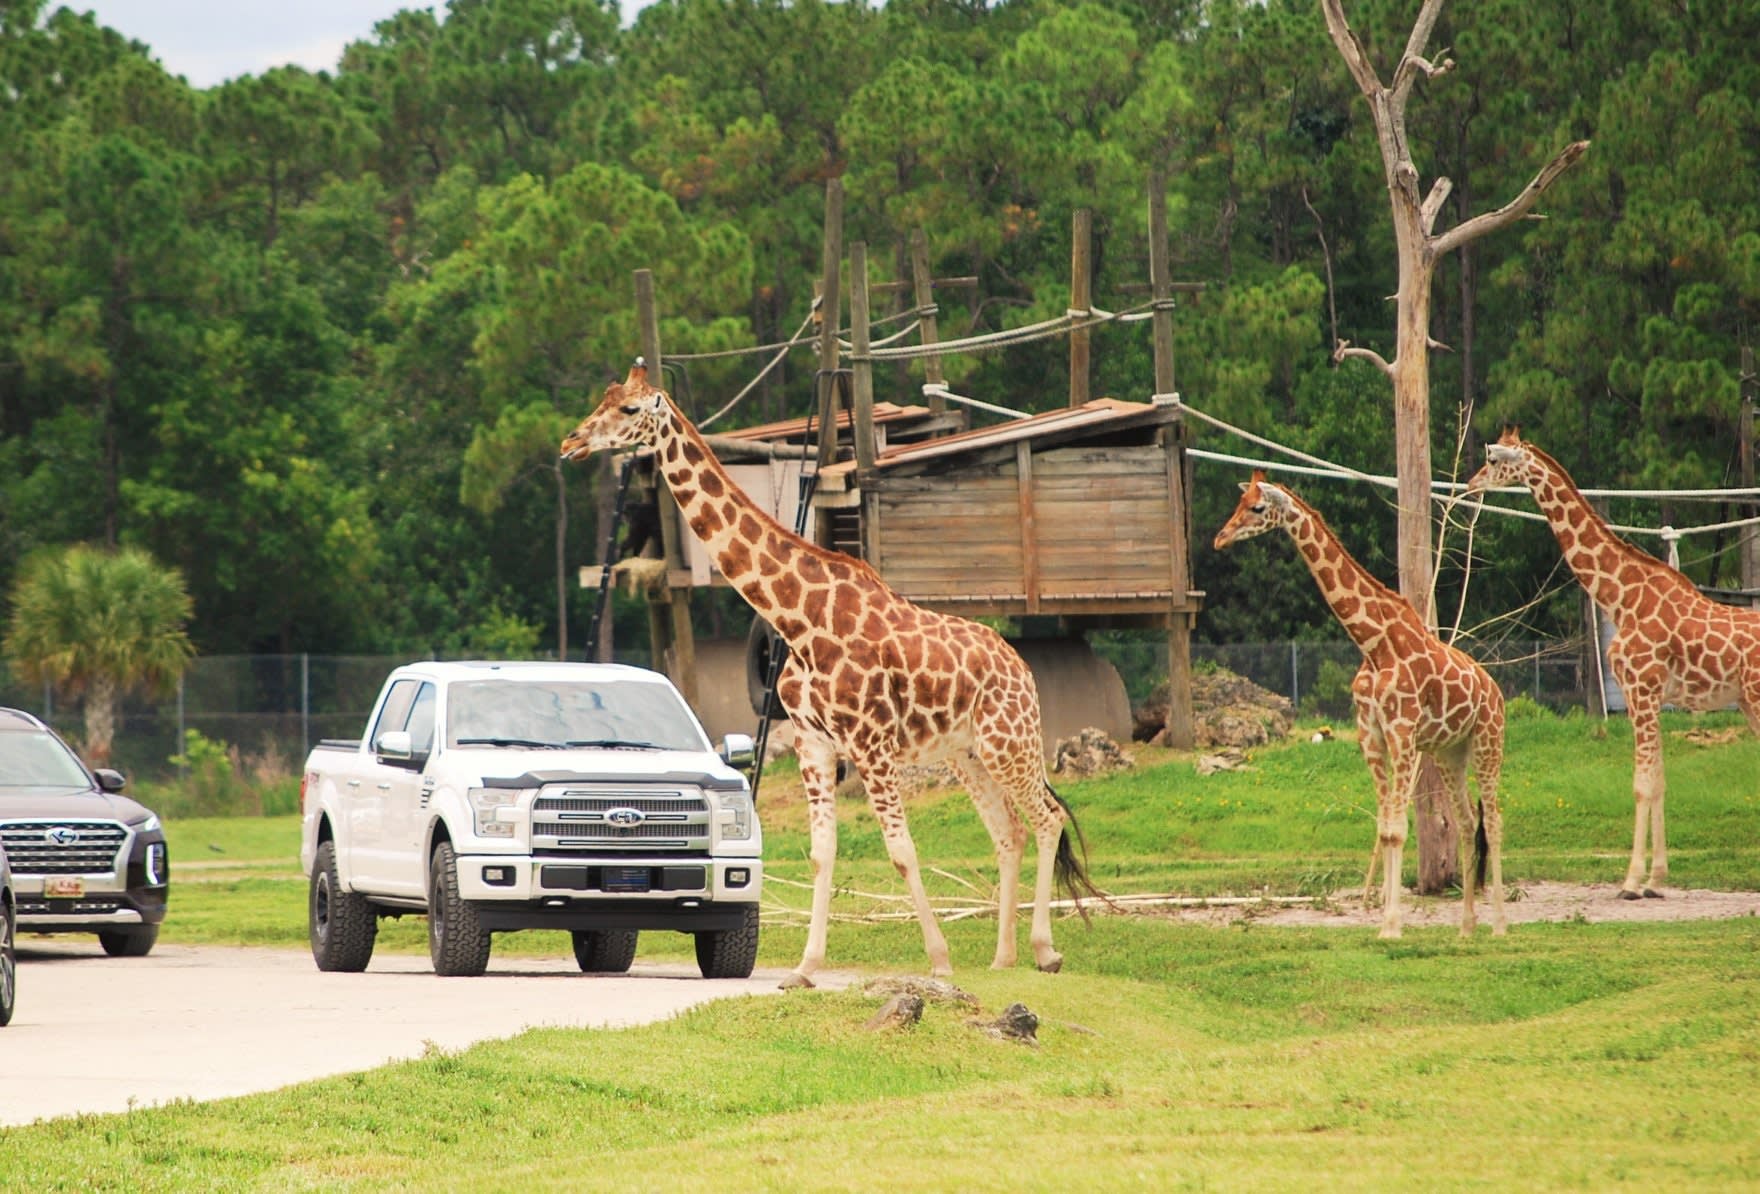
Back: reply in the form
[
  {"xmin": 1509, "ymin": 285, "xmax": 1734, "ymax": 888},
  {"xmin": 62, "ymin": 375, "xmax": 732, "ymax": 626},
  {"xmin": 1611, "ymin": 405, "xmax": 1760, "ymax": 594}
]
[
  {"xmin": 98, "ymin": 925, "xmax": 159, "ymax": 957},
  {"xmin": 571, "ymin": 929, "xmax": 639, "ymax": 973},
  {"xmin": 744, "ymin": 617, "xmax": 788, "ymax": 719},
  {"xmin": 310, "ymin": 838, "xmax": 377, "ymax": 972},
  {"xmin": 0, "ymin": 899, "xmax": 16, "ymax": 1027},
  {"xmin": 428, "ymin": 840, "xmax": 491, "ymax": 977},
  {"xmin": 694, "ymin": 904, "xmax": 760, "ymax": 979}
]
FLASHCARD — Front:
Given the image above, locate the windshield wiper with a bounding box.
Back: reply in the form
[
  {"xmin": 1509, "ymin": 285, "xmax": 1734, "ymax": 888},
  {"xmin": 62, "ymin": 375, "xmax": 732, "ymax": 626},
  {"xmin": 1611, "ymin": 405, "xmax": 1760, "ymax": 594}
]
[
  {"xmin": 566, "ymin": 738, "xmax": 664, "ymax": 751},
  {"xmin": 455, "ymin": 737, "xmax": 565, "ymax": 749}
]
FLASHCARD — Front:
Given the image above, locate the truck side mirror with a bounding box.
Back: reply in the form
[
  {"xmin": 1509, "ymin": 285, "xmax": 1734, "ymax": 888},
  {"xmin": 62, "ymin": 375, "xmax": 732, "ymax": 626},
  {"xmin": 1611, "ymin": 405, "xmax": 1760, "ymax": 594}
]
[
  {"xmin": 376, "ymin": 730, "xmax": 414, "ymax": 762},
  {"xmin": 93, "ymin": 768, "xmax": 127, "ymax": 793},
  {"xmin": 720, "ymin": 732, "xmax": 755, "ymax": 769}
]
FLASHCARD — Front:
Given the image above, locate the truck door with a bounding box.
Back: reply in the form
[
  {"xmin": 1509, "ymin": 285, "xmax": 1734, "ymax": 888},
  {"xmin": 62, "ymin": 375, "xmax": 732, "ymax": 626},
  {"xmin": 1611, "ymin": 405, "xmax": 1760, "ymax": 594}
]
[
  {"xmin": 347, "ymin": 678, "xmax": 419, "ymax": 891},
  {"xmin": 379, "ymin": 681, "xmax": 436, "ymax": 898}
]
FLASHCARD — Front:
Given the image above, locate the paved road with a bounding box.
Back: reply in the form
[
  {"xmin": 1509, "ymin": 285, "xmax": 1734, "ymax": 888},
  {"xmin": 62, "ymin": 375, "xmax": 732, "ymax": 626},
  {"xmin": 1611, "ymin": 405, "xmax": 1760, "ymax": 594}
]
[{"xmin": 1, "ymin": 940, "xmax": 842, "ymax": 1128}]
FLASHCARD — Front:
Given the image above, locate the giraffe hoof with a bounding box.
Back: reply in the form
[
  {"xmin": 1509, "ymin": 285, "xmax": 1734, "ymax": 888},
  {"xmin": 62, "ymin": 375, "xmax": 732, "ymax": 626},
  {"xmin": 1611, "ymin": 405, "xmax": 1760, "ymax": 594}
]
[
  {"xmin": 1036, "ymin": 954, "xmax": 1063, "ymax": 974},
  {"xmin": 1642, "ymin": 888, "xmax": 1665, "ymax": 900},
  {"xmin": 1617, "ymin": 889, "xmax": 1642, "ymax": 901},
  {"xmin": 778, "ymin": 972, "xmax": 816, "ymax": 991}
]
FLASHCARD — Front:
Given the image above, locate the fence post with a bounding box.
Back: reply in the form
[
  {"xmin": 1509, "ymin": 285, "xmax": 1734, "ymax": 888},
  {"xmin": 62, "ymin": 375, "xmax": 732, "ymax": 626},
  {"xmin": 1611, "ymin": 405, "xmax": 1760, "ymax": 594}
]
[
  {"xmin": 176, "ymin": 672, "xmax": 185, "ymax": 762},
  {"xmin": 1289, "ymin": 642, "xmax": 1300, "ymax": 708},
  {"xmin": 301, "ymin": 652, "xmax": 310, "ymax": 754}
]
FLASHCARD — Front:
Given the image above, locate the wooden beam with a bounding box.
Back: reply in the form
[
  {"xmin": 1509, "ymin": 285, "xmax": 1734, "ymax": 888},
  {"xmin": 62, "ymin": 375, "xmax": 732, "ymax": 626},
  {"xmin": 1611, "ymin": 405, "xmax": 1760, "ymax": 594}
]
[
  {"xmin": 1743, "ymin": 346, "xmax": 1757, "ymax": 603},
  {"xmin": 636, "ymin": 268, "xmax": 697, "ymax": 704},
  {"xmin": 909, "ymin": 229, "xmax": 947, "ymax": 415},
  {"xmin": 850, "ymin": 241, "xmax": 878, "ymax": 473},
  {"xmin": 1016, "ymin": 441, "xmax": 1040, "ymax": 614},
  {"xmin": 1069, "ymin": 208, "xmax": 1091, "ymax": 409}
]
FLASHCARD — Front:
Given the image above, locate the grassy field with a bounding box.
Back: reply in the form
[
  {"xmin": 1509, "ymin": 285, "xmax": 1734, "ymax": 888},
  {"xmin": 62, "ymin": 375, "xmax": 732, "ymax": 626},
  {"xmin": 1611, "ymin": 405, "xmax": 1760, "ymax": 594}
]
[{"xmin": 4, "ymin": 709, "xmax": 1757, "ymax": 1189}]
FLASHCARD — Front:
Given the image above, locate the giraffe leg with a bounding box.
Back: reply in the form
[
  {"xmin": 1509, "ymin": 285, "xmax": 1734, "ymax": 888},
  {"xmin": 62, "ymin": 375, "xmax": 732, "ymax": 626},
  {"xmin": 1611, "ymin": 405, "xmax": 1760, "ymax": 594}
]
[
  {"xmin": 1355, "ymin": 711, "xmax": 1389, "ymax": 907},
  {"xmin": 977, "ymin": 732, "xmax": 1069, "ymax": 973},
  {"xmin": 1622, "ymin": 692, "xmax": 1666, "ymax": 899},
  {"xmin": 1475, "ymin": 729, "xmax": 1507, "ymax": 937},
  {"xmin": 1435, "ymin": 743, "xmax": 1478, "ymax": 938},
  {"xmin": 947, "ymin": 754, "xmax": 1026, "ymax": 970},
  {"xmin": 781, "ymin": 730, "xmax": 840, "ymax": 990},
  {"xmin": 857, "ymin": 753, "xmax": 954, "ymax": 977},
  {"xmin": 1377, "ymin": 743, "xmax": 1421, "ymax": 940}
]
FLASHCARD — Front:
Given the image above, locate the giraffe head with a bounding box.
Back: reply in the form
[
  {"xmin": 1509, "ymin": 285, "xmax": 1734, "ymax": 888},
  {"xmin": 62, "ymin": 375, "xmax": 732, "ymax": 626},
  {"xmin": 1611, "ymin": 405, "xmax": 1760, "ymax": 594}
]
[
  {"xmin": 560, "ymin": 359, "xmax": 672, "ymax": 461},
  {"xmin": 1464, "ymin": 426, "xmax": 1536, "ymax": 495},
  {"xmin": 1212, "ymin": 471, "xmax": 1297, "ymax": 549}
]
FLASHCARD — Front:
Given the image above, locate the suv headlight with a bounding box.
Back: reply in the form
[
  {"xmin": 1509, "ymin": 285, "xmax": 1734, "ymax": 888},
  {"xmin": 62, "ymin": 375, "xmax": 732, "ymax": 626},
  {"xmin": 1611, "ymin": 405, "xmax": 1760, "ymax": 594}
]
[
  {"xmin": 718, "ymin": 788, "xmax": 754, "ymax": 841},
  {"xmin": 468, "ymin": 787, "xmax": 518, "ymax": 838},
  {"xmin": 132, "ymin": 814, "xmax": 161, "ymax": 834}
]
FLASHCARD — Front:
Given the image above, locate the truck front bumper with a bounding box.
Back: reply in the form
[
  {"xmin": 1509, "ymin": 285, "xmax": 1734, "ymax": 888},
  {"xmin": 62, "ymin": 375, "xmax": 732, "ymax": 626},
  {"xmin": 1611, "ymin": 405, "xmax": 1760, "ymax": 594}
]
[{"xmin": 454, "ymin": 853, "xmax": 762, "ymax": 905}]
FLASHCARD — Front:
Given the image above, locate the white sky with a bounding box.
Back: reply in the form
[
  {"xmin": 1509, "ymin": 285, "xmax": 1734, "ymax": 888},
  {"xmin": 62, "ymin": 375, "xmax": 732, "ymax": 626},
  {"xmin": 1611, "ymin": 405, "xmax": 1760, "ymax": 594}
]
[{"xmin": 67, "ymin": 2, "xmax": 655, "ymax": 89}]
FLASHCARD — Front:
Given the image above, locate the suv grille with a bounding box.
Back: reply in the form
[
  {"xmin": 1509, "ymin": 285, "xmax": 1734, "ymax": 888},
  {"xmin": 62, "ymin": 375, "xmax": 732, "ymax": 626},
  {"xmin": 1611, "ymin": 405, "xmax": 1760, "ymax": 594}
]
[
  {"xmin": 0, "ymin": 819, "xmax": 128, "ymax": 875},
  {"xmin": 531, "ymin": 787, "xmax": 710, "ymax": 854}
]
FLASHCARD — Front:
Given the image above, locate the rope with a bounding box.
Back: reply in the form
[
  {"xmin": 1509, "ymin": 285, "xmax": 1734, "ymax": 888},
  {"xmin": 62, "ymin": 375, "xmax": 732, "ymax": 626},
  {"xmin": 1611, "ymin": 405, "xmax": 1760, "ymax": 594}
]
[
  {"xmin": 921, "ymin": 382, "xmax": 1033, "ymax": 421},
  {"xmin": 699, "ymin": 309, "xmax": 818, "ymax": 432}
]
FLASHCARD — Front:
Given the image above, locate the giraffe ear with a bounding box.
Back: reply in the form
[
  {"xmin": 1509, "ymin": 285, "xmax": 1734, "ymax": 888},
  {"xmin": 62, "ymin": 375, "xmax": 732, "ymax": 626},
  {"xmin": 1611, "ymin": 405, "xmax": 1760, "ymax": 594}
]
[
  {"xmin": 1237, "ymin": 481, "xmax": 1252, "ymax": 493},
  {"xmin": 1259, "ymin": 483, "xmax": 1292, "ymax": 511},
  {"xmin": 1487, "ymin": 443, "xmax": 1522, "ymax": 464}
]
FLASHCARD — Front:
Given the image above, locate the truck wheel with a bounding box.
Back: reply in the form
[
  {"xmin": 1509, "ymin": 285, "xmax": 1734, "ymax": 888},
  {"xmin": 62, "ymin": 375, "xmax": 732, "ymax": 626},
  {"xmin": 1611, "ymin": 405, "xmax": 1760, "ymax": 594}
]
[
  {"xmin": 0, "ymin": 902, "xmax": 16, "ymax": 1027},
  {"xmin": 694, "ymin": 904, "xmax": 760, "ymax": 979},
  {"xmin": 571, "ymin": 929, "xmax": 638, "ymax": 974},
  {"xmin": 98, "ymin": 925, "xmax": 159, "ymax": 958},
  {"xmin": 429, "ymin": 840, "xmax": 491, "ymax": 977},
  {"xmin": 310, "ymin": 839, "xmax": 377, "ymax": 972}
]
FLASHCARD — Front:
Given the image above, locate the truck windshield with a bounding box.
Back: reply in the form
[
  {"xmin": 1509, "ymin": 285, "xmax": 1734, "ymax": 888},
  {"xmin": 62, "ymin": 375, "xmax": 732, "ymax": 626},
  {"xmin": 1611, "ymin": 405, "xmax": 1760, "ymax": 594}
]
[
  {"xmin": 0, "ymin": 730, "xmax": 94, "ymax": 789},
  {"xmin": 445, "ymin": 679, "xmax": 709, "ymax": 753}
]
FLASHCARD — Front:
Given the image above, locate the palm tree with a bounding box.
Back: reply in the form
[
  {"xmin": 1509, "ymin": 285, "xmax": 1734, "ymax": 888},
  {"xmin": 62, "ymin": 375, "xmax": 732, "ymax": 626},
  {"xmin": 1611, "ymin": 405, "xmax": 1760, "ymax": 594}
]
[{"xmin": 3, "ymin": 544, "xmax": 195, "ymax": 766}]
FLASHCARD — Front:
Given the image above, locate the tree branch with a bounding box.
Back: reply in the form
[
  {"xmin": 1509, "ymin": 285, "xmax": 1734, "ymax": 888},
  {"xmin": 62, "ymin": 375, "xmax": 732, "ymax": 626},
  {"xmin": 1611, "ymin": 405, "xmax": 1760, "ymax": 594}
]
[
  {"xmin": 1320, "ymin": 0, "xmax": 1385, "ymax": 98},
  {"xmin": 1430, "ymin": 140, "xmax": 1591, "ymax": 259},
  {"xmin": 1333, "ymin": 339, "xmax": 1394, "ymax": 378},
  {"xmin": 1420, "ymin": 176, "xmax": 1454, "ymax": 233},
  {"xmin": 1393, "ymin": 48, "xmax": 1455, "ymax": 105}
]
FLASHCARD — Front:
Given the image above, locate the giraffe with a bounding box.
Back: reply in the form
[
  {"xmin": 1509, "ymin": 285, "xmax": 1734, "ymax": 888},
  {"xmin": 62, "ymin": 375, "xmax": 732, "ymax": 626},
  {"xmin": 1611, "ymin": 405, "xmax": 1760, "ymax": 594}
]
[
  {"xmin": 561, "ymin": 362, "xmax": 1099, "ymax": 988},
  {"xmin": 1466, "ymin": 427, "xmax": 1760, "ymax": 898},
  {"xmin": 1214, "ymin": 472, "xmax": 1508, "ymax": 938}
]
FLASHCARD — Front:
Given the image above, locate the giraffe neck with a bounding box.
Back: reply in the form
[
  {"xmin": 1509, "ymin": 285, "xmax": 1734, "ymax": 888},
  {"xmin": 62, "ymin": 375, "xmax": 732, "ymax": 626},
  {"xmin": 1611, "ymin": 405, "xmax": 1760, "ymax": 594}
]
[
  {"xmin": 1281, "ymin": 495, "xmax": 1421, "ymax": 659},
  {"xmin": 649, "ymin": 399, "xmax": 846, "ymax": 643},
  {"xmin": 1521, "ymin": 446, "xmax": 1685, "ymax": 610}
]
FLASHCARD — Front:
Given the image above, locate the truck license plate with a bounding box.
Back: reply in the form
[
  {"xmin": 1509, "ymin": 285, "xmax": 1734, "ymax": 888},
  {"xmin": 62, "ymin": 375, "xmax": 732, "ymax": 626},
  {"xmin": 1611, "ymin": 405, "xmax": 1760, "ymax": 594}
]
[
  {"xmin": 602, "ymin": 866, "xmax": 651, "ymax": 893},
  {"xmin": 44, "ymin": 876, "xmax": 84, "ymax": 898}
]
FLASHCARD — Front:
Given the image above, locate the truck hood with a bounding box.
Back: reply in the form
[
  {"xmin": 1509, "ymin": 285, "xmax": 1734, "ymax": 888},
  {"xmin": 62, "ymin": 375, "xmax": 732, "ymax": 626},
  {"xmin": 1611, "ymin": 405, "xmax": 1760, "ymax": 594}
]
[
  {"xmin": 0, "ymin": 787, "xmax": 157, "ymax": 823},
  {"xmin": 449, "ymin": 745, "xmax": 749, "ymax": 791}
]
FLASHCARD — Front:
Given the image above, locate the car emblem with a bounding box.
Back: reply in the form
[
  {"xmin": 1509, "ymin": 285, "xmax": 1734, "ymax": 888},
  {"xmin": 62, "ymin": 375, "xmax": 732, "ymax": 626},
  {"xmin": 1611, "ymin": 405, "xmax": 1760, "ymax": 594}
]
[
  {"xmin": 46, "ymin": 826, "xmax": 79, "ymax": 846},
  {"xmin": 605, "ymin": 807, "xmax": 645, "ymax": 828}
]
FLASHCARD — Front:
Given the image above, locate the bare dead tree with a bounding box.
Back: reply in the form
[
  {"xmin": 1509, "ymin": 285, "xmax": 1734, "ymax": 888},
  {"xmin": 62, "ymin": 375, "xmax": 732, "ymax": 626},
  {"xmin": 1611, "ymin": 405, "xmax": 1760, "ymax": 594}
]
[{"xmin": 1320, "ymin": 0, "xmax": 1589, "ymax": 892}]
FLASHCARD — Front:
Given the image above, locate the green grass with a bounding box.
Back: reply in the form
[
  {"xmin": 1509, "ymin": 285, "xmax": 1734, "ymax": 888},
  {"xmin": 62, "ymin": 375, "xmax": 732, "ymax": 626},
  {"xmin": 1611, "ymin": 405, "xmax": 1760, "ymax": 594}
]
[{"xmin": 13, "ymin": 709, "xmax": 1753, "ymax": 1190}]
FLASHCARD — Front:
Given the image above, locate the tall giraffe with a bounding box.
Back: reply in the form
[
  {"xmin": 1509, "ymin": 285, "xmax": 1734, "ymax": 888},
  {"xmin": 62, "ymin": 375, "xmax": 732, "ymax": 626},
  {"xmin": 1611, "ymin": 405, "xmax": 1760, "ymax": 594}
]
[
  {"xmin": 561, "ymin": 362, "xmax": 1098, "ymax": 987},
  {"xmin": 1466, "ymin": 427, "xmax": 1760, "ymax": 898},
  {"xmin": 1214, "ymin": 472, "xmax": 1507, "ymax": 937}
]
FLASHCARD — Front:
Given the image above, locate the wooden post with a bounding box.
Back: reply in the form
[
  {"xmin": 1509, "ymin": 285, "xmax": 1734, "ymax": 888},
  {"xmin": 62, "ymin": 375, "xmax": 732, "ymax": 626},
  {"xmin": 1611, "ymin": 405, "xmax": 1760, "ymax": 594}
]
[
  {"xmin": 849, "ymin": 241, "xmax": 878, "ymax": 474},
  {"xmin": 909, "ymin": 228, "xmax": 946, "ymax": 415},
  {"xmin": 1743, "ymin": 346, "xmax": 1757, "ymax": 605},
  {"xmin": 814, "ymin": 180, "xmax": 845, "ymax": 474},
  {"xmin": 1149, "ymin": 175, "xmax": 1195, "ymax": 749},
  {"xmin": 636, "ymin": 268, "xmax": 697, "ymax": 705},
  {"xmin": 1068, "ymin": 208, "xmax": 1092, "ymax": 409}
]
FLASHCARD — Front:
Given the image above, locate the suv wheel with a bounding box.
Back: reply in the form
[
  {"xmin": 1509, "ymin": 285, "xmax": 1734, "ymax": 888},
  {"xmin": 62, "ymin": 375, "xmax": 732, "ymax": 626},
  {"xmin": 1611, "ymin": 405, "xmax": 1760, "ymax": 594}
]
[
  {"xmin": 0, "ymin": 902, "xmax": 16, "ymax": 1027},
  {"xmin": 571, "ymin": 929, "xmax": 638, "ymax": 973},
  {"xmin": 310, "ymin": 839, "xmax": 377, "ymax": 972},
  {"xmin": 98, "ymin": 925, "xmax": 159, "ymax": 958},
  {"xmin": 429, "ymin": 840, "xmax": 491, "ymax": 977},
  {"xmin": 694, "ymin": 904, "xmax": 760, "ymax": 979}
]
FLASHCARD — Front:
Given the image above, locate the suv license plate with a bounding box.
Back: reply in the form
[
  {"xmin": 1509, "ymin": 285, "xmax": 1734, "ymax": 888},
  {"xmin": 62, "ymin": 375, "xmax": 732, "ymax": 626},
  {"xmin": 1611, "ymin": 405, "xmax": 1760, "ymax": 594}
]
[
  {"xmin": 44, "ymin": 876, "xmax": 84, "ymax": 898},
  {"xmin": 602, "ymin": 867, "xmax": 651, "ymax": 893}
]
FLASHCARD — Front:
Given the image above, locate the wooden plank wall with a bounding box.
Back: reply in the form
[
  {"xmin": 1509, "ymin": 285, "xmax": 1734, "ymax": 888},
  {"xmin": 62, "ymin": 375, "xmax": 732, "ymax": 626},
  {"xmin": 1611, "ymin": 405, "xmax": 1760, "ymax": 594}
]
[{"xmin": 873, "ymin": 445, "xmax": 1175, "ymax": 604}]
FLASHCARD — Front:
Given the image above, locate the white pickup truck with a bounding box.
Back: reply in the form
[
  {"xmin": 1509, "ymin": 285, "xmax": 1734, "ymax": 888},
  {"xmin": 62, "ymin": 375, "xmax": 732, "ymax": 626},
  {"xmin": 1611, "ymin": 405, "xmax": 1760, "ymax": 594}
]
[{"xmin": 298, "ymin": 660, "xmax": 762, "ymax": 978}]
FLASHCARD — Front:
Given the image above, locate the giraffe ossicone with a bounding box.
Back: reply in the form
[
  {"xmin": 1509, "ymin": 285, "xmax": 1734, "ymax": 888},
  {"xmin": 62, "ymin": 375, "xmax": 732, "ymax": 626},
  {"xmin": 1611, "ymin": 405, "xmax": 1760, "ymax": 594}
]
[
  {"xmin": 1466, "ymin": 427, "xmax": 1760, "ymax": 898},
  {"xmin": 562, "ymin": 361, "xmax": 1102, "ymax": 986},
  {"xmin": 1214, "ymin": 470, "xmax": 1508, "ymax": 939}
]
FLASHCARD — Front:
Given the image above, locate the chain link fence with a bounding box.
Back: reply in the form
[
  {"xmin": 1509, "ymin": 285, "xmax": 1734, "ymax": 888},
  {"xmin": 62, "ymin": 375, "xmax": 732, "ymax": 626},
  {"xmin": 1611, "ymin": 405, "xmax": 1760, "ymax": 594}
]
[{"xmin": 0, "ymin": 638, "xmax": 1603, "ymax": 782}]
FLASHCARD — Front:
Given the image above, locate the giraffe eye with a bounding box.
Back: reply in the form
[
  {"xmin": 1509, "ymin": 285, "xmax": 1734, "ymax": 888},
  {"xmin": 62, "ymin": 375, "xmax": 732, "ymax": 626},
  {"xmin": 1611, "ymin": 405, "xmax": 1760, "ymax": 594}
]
[
  {"xmin": 620, "ymin": 404, "xmax": 641, "ymax": 415},
  {"xmin": 1250, "ymin": 503, "xmax": 1266, "ymax": 514}
]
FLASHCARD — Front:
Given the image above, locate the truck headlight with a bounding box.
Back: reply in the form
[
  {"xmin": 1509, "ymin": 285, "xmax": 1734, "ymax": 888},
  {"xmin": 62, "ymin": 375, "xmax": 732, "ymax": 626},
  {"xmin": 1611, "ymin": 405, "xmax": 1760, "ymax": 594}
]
[
  {"xmin": 718, "ymin": 788, "xmax": 754, "ymax": 840},
  {"xmin": 468, "ymin": 787, "xmax": 518, "ymax": 838}
]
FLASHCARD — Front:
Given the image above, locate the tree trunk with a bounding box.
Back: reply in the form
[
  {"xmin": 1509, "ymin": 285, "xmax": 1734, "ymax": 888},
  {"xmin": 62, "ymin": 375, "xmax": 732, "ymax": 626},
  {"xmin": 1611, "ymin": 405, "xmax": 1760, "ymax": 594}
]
[
  {"xmin": 554, "ymin": 458, "xmax": 569, "ymax": 659},
  {"xmin": 84, "ymin": 674, "xmax": 118, "ymax": 767}
]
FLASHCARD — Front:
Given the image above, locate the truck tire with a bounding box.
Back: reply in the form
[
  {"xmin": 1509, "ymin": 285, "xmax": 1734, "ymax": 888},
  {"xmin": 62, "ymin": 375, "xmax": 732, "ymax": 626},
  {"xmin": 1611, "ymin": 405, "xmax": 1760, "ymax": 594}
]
[
  {"xmin": 98, "ymin": 925, "xmax": 159, "ymax": 958},
  {"xmin": 571, "ymin": 929, "xmax": 639, "ymax": 974},
  {"xmin": 694, "ymin": 904, "xmax": 760, "ymax": 979},
  {"xmin": 310, "ymin": 839, "xmax": 377, "ymax": 972},
  {"xmin": 428, "ymin": 840, "xmax": 491, "ymax": 977},
  {"xmin": 0, "ymin": 901, "xmax": 16, "ymax": 1027}
]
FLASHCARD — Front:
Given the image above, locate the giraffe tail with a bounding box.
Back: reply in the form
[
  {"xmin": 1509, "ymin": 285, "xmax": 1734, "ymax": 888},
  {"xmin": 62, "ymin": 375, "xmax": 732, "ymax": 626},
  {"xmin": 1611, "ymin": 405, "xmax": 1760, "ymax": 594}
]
[
  {"xmin": 1473, "ymin": 798, "xmax": 1489, "ymax": 889},
  {"xmin": 1047, "ymin": 783, "xmax": 1113, "ymax": 924}
]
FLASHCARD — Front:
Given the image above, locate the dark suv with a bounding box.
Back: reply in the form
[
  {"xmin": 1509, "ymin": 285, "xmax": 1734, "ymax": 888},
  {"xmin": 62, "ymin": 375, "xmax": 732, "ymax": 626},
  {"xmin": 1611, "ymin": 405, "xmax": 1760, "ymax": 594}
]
[{"xmin": 0, "ymin": 708, "xmax": 168, "ymax": 956}]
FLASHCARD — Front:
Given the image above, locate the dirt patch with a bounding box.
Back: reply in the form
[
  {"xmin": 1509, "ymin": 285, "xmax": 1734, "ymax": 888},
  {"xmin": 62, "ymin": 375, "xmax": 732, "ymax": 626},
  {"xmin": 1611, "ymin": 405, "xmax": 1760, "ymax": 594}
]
[{"xmin": 1136, "ymin": 881, "xmax": 1760, "ymax": 930}]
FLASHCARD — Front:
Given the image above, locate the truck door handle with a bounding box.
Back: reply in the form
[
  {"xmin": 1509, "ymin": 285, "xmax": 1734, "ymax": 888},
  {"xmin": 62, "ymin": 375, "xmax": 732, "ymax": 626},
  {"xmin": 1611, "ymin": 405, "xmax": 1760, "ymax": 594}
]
[
  {"xmin": 346, "ymin": 780, "xmax": 361, "ymax": 788},
  {"xmin": 376, "ymin": 783, "xmax": 392, "ymax": 791}
]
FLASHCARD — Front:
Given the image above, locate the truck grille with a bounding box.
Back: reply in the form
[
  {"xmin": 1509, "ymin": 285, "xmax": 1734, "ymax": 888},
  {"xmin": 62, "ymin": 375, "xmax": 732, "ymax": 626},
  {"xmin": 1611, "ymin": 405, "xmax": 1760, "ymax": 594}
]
[
  {"xmin": 0, "ymin": 820, "xmax": 128, "ymax": 875},
  {"xmin": 531, "ymin": 788, "xmax": 710, "ymax": 854}
]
